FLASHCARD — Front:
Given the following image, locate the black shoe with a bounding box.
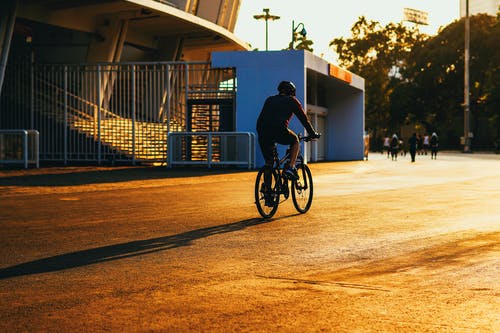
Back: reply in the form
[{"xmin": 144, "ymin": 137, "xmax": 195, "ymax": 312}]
[
  {"xmin": 283, "ymin": 165, "xmax": 299, "ymax": 180},
  {"xmin": 264, "ymin": 194, "xmax": 275, "ymax": 207},
  {"xmin": 283, "ymin": 181, "xmax": 289, "ymax": 199},
  {"xmin": 261, "ymin": 183, "xmax": 274, "ymax": 207}
]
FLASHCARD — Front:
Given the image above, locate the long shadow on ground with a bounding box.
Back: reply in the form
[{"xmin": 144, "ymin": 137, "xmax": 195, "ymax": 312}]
[
  {"xmin": 0, "ymin": 217, "xmax": 274, "ymax": 279},
  {"xmin": 0, "ymin": 166, "xmax": 249, "ymax": 187}
]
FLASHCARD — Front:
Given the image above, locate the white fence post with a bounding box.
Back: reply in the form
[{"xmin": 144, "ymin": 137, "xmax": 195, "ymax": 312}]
[
  {"xmin": 64, "ymin": 65, "xmax": 68, "ymax": 165},
  {"xmin": 97, "ymin": 65, "xmax": 102, "ymax": 165},
  {"xmin": 33, "ymin": 130, "xmax": 39, "ymax": 168},
  {"xmin": 207, "ymin": 132, "xmax": 212, "ymax": 168},
  {"xmin": 131, "ymin": 65, "xmax": 136, "ymax": 165},
  {"xmin": 23, "ymin": 130, "xmax": 28, "ymax": 169}
]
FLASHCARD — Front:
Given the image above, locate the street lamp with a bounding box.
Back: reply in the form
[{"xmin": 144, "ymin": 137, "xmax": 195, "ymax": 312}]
[
  {"xmin": 463, "ymin": 0, "xmax": 471, "ymax": 153},
  {"xmin": 291, "ymin": 20, "xmax": 307, "ymax": 50},
  {"xmin": 253, "ymin": 8, "xmax": 280, "ymax": 51}
]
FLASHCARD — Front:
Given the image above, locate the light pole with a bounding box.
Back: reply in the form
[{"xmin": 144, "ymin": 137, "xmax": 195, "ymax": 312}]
[
  {"xmin": 253, "ymin": 8, "xmax": 280, "ymax": 51},
  {"xmin": 463, "ymin": 0, "xmax": 471, "ymax": 152},
  {"xmin": 291, "ymin": 20, "xmax": 307, "ymax": 50}
]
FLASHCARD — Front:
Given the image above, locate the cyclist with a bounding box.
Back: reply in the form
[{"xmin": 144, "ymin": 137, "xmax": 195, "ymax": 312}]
[{"xmin": 256, "ymin": 81, "xmax": 319, "ymax": 193}]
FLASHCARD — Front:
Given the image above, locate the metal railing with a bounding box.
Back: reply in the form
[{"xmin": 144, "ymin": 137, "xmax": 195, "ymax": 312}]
[
  {"xmin": 0, "ymin": 129, "xmax": 39, "ymax": 168},
  {"xmin": 0, "ymin": 61, "xmax": 237, "ymax": 165},
  {"xmin": 168, "ymin": 132, "xmax": 256, "ymax": 169}
]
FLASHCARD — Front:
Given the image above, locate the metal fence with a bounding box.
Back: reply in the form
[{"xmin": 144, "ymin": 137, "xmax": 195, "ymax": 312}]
[
  {"xmin": 0, "ymin": 129, "xmax": 39, "ymax": 168},
  {"xmin": 168, "ymin": 132, "xmax": 256, "ymax": 169},
  {"xmin": 0, "ymin": 61, "xmax": 236, "ymax": 165}
]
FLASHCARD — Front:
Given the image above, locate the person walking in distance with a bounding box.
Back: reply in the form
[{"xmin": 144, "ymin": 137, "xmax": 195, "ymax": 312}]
[
  {"xmin": 417, "ymin": 134, "xmax": 423, "ymax": 155},
  {"xmin": 383, "ymin": 136, "xmax": 390, "ymax": 158},
  {"xmin": 390, "ymin": 134, "xmax": 399, "ymax": 161},
  {"xmin": 256, "ymin": 81, "xmax": 319, "ymax": 191},
  {"xmin": 399, "ymin": 136, "xmax": 406, "ymax": 157},
  {"xmin": 364, "ymin": 133, "xmax": 370, "ymax": 161},
  {"xmin": 408, "ymin": 133, "xmax": 418, "ymax": 162},
  {"xmin": 430, "ymin": 132, "xmax": 439, "ymax": 159},
  {"xmin": 423, "ymin": 134, "xmax": 430, "ymax": 155}
]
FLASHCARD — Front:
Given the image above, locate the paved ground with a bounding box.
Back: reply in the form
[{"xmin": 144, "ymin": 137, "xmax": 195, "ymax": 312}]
[{"xmin": 0, "ymin": 151, "xmax": 499, "ymax": 332}]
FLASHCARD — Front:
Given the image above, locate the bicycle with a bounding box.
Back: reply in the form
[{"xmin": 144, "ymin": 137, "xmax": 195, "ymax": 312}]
[{"xmin": 255, "ymin": 135, "xmax": 319, "ymax": 218}]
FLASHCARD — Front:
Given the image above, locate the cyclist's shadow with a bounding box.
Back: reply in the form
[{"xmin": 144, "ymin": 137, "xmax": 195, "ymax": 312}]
[{"xmin": 0, "ymin": 215, "xmax": 295, "ymax": 279}]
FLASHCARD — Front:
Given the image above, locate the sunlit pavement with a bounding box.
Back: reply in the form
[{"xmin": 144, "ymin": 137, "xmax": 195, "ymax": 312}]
[{"xmin": 1, "ymin": 151, "xmax": 499, "ymax": 332}]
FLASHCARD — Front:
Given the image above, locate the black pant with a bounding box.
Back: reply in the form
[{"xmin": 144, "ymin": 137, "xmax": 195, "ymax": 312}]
[{"xmin": 410, "ymin": 148, "xmax": 416, "ymax": 162}]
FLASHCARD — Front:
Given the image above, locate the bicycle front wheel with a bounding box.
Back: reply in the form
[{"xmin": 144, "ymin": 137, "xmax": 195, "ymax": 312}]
[
  {"xmin": 292, "ymin": 164, "xmax": 313, "ymax": 213},
  {"xmin": 255, "ymin": 167, "xmax": 280, "ymax": 218}
]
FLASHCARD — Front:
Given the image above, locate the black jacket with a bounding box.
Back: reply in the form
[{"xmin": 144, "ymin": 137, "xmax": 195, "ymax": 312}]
[{"xmin": 256, "ymin": 94, "xmax": 314, "ymax": 135}]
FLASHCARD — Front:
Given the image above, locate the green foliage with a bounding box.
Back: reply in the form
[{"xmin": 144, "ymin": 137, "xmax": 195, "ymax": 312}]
[
  {"xmin": 405, "ymin": 14, "xmax": 499, "ymax": 147},
  {"xmin": 329, "ymin": 16, "xmax": 426, "ymax": 138},
  {"xmin": 288, "ymin": 32, "xmax": 314, "ymax": 51},
  {"xmin": 330, "ymin": 14, "xmax": 499, "ymax": 149}
]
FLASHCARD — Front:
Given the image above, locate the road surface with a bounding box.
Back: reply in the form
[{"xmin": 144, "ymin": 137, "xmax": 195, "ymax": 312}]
[{"xmin": 1, "ymin": 152, "xmax": 499, "ymax": 332}]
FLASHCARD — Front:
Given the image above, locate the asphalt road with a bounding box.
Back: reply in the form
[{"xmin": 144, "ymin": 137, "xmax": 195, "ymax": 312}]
[{"xmin": 0, "ymin": 152, "xmax": 499, "ymax": 332}]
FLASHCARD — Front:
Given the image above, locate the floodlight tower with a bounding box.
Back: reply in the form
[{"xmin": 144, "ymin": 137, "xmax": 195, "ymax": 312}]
[{"xmin": 403, "ymin": 8, "xmax": 429, "ymax": 27}]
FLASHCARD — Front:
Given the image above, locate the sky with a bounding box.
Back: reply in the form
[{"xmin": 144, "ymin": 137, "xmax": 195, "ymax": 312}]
[{"xmin": 234, "ymin": 0, "xmax": 461, "ymax": 63}]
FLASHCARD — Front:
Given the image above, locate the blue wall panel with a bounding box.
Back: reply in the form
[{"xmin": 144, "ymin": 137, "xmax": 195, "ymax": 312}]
[{"xmin": 212, "ymin": 50, "xmax": 365, "ymax": 167}]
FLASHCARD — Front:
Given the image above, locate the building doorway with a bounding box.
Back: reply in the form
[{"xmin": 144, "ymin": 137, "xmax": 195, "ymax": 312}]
[{"xmin": 307, "ymin": 104, "xmax": 327, "ymax": 162}]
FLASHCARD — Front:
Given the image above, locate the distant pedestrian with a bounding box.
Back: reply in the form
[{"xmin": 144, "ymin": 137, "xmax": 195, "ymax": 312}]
[
  {"xmin": 398, "ymin": 138, "xmax": 406, "ymax": 157},
  {"xmin": 417, "ymin": 134, "xmax": 423, "ymax": 155},
  {"xmin": 364, "ymin": 133, "xmax": 370, "ymax": 161},
  {"xmin": 423, "ymin": 134, "xmax": 430, "ymax": 155},
  {"xmin": 390, "ymin": 134, "xmax": 399, "ymax": 161},
  {"xmin": 430, "ymin": 132, "xmax": 439, "ymax": 159},
  {"xmin": 383, "ymin": 136, "xmax": 390, "ymax": 158},
  {"xmin": 408, "ymin": 133, "xmax": 418, "ymax": 162}
]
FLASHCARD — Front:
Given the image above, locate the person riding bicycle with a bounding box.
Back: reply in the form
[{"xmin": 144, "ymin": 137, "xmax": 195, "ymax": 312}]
[{"xmin": 256, "ymin": 81, "xmax": 320, "ymax": 183}]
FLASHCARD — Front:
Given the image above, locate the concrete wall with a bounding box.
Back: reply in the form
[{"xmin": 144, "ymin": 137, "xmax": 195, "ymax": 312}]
[
  {"xmin": 212, "ymin": 50, "xmax": 308, "ymax": 166},
  {"xmin": 212, "ymin": 50, "xmax": 365, "ymax": 167},
  {"xmin": 326, "ymin": 89, "xmax": 364, "ymax": 160},
  {"xmin": 303, "ymin": 51, "xmax": 364, "ymax": 161}
]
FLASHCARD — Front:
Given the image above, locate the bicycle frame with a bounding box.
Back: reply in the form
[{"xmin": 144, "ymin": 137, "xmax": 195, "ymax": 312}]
[
  {"xmin": 272, "ymin": 136, "xmax": 307, "ymax": 173},
  {"xmin": 255, "ymin": 135, "xmax": 317, "ymax": 218},
  {"xmin": 268, "ymin": 136, "xmax": 308, "ymax": 200}
]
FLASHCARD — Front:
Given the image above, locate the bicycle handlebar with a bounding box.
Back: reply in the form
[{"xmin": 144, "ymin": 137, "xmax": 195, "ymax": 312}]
[{"xmin": 299, "ymin": 133, "xmax": 321, "ymax": 142}]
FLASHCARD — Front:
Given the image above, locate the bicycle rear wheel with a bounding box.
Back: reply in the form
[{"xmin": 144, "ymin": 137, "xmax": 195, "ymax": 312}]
[
  {"xmin": 292, "ymin": 164, "xmax": 313, "ymax": 213},
  {"xmin": 255, "ymin": 167, "xmax": 280, "ymax": 218}
]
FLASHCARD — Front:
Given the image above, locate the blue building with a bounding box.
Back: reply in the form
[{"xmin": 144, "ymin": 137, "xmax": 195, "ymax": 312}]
[{"xmin": 212, "ymin": 50, "xmax": 365, "ymax": 167}]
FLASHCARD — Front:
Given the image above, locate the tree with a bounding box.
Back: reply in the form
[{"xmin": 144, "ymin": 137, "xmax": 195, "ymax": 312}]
[
  {"xmin": 329, "ymin": 16, "xmax": 426, "ymax": 145},
  {"xmin": 330, "ymin": 14, "xmax": 499, "ymax": 149},
  {"xmin": 288, "ymin": 32, "xmax": 314, "ymax": 51},
  {"xmin": 403, "ymin": 14, "xmax": 499, "ymax": 148}
]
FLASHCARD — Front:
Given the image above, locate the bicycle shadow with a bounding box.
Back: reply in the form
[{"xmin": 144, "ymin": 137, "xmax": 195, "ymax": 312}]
[{"xmin": 0, "ymin": 215, "xmax": 292, "ymax": 279}]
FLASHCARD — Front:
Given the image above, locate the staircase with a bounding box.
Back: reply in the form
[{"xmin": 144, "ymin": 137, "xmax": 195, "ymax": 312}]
[
  {"xmin": 33, "ymin": 76, "xmax": 186, "ymax": 162},
  {"xmin": 70, "ymin": 116, "xmax": 184, "ymax": 160},
  {"xmin": 189, "ymin": 103, "xmax": 221, "ymax": 161},
  {"xmin": 2, "ymin": 62, "xmax": 235, "ymax": 164}
]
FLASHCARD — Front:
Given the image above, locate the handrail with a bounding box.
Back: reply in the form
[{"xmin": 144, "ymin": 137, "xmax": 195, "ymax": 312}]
[
  {"xmin": 34, "ymin": 74, "xmax": 119, "ymax": 120},
  {"xmin": 168, "ymin": 131, "xmax": 256, "ymax": 169},
  {"xmin": 0, "ymin": 130, "xmax": 39, "ymax": 168}
]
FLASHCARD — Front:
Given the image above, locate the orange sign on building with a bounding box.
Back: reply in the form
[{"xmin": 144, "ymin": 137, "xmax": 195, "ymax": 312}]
[{"xmin": 328, "ymin": 64, "xmax": 352, "ymax": 84}]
